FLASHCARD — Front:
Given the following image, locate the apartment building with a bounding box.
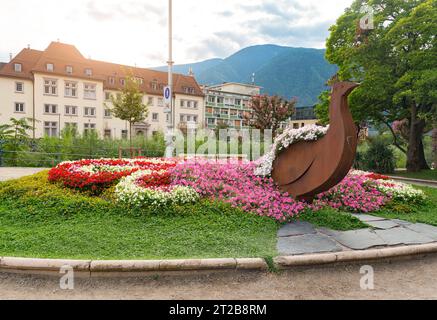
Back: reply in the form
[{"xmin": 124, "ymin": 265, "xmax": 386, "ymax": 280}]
[
  {"xmin": 289, "ymin": 106, "xmax": 318, "ymax": 129},
  {"xmin": 0, "ymin": 42, "xmax": 205, "ymax": 139},
  {"xmin": 203, "ymin": 83, "xmax": 261, "ymax": 129}
]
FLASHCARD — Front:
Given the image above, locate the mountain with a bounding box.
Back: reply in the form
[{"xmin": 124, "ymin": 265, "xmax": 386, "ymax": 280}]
[{"xmin": 153, "ymin": 45, "xmax": 337, "ymax": 107}]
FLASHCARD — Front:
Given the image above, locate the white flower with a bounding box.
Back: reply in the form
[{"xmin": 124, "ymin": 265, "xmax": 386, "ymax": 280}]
[{"xmin": 254, "ymin": 124, "xmax": 329, "ymax": 176}]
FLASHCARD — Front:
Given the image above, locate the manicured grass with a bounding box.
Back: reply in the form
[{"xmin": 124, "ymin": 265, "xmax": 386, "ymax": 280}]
[
  {"xmin": 299, "ymin": 208, "xmax": 368, "ymax": 231},
  {"xmin": 376, "ymin": 187, "xmax": 437, "ymax": 226},
  {"xmin": 392, "ymin": 170, "xmax": 437, "ymax": 181},
  {"xmin": 0, "ymin": 172, "xmax": 279, "ymax": 260}
]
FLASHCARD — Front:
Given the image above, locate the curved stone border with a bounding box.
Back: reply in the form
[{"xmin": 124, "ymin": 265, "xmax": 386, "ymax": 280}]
[
  {"xmin": 275, "ymin": 243, "xmax": 437, "ymax": 268},
  {"xmin": 2, "ymin": 243, "xmax": 437, "ymax": 276},
  {"xmin": 388, "ymin": 176, "xmax": 437, "ymax": 188}
]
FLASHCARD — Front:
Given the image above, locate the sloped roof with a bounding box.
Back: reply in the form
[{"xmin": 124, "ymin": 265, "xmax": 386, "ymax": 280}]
[{"xmin": 0, "ymin": 42, "xmax": 204, "ymax": 96}]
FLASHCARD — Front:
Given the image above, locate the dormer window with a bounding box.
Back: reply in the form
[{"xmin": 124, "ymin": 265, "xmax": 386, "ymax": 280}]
[
  {"xmin": 150, "ymin": 80, "xmax": 158, "ymax": 90},
  {"xmin": 108, "ymin": 77, "xmax": 115, "ymax": 85},
  {"xmin": 120, "ymin": 78, "xmax": 126, "ymax": 86},
  {"xmin": 46, "ymin": 63, "xmax": 54, "ymax": 72},
  {"xmin": 183, "ymin": 86, "xmax": 195, "ymax": 94},
  {"xmin": 85, "ymin": 68, "xmax": 93, "ymax": 76},
  {"xmin": 14, "ymin": 63, "xmax": 22, "ymax": 73},
  {"xmin": 66, "ymin": 66, "xmax": 73, "ymax": 74}
]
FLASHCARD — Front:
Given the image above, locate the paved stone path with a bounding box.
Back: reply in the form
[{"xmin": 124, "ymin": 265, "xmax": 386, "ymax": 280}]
[
  {"xmin": 0, "ymin": 167, "xmax": 48, "ymax": 181},
  {"xmin": 278, "ymin": 215, "xmax": 437, "ymax": 256}
]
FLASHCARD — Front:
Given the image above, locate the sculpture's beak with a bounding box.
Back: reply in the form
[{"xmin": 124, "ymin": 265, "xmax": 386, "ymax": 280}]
[{"xmin": 343, "ymin": 82, "xmax": 360, "ymax": 95}]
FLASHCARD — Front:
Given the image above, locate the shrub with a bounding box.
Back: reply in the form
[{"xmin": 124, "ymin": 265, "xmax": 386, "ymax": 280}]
[{"xmin": 363, "ymin": 139, "xmax": 396, "ymax": 174}]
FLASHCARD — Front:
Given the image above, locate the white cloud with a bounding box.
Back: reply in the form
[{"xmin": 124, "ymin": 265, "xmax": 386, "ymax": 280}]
[{"xmin": 0, "ymin": 0, "xmax": 354, "ymax": 67}]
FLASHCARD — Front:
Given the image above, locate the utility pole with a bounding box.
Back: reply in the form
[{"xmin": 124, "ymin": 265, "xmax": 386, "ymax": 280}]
[{"xmin": 165, "ymin": 0, "xmax": 175, "ymax": 158}]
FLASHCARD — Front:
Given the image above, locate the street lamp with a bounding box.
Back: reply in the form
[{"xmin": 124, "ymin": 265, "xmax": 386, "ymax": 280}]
[{"xmin": 165, "ymin": 0, "xmax": 175, "ymax": 158}]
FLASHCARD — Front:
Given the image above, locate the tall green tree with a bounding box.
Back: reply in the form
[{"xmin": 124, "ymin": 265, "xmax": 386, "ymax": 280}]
[
  {"xmin": 108, "ymin": 75, "xmax": 149, "ymax": 147},
  {"xmin": 318, "ymin": 0, "xmax": 437, "ymax": 172},
  {"xmin": 246, "ymin": 95, "xmax": 296, "ymax": 138}
]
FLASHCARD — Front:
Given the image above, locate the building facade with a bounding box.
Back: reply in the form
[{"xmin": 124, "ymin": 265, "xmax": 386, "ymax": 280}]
[
  {"xmin": 203, "ymin": 83, "xmax": 261, "ymax": 129},
  {"xmin": 0, "ymin": 42, "xmax": 205, "ymax": 139},
  {"xmin": 289, "ymin": 106, "xmax": 318, "ymax": 129}
]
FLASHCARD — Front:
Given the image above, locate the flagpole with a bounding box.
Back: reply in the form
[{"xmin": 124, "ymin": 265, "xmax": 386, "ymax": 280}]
[{"xmin": 165, "ymin": 0, "xmax": 174, "ymax": 158}]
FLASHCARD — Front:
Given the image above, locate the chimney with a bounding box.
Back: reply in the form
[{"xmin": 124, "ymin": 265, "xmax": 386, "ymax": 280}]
[
  {"xmin": 188, "ymin": 67, "xmax": 194, "ymax": 77},
  {"xmin": 27, "ymin": 44, "xmax": 30, "ymax": 49},
  {"xmin": 9, "ymin": 53, "xmax": 12, "ymax": 61}
]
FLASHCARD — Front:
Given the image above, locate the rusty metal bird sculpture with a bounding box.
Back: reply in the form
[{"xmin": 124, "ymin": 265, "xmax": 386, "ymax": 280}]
[{"xmin": 272, "ymin": 82, "xmax": 359, "ymax": 202}]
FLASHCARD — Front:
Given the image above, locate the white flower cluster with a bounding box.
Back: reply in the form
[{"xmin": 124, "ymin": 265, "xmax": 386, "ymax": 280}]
[
  {"xmin": 376, "ymin": 180, "xmax": 426, "ymax": 204},
  {"xmin": 79, "ymin": 164, "xmax": 137, "ymax": 174},
  {"xmin": 115, "ymin": 171, "xmax": 199, "ymax": 208},
  {"xmin": 254, "ymin": 124, "xmax": 329, "ymax": 176}
]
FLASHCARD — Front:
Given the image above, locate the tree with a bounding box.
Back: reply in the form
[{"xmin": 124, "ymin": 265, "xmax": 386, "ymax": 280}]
[
  {"xmin": 319, "ymin": 0, "xmax": 437, "ymax": 172},
  {"xmin": 245, "ymin": 94, "xmax": 296, "ymax": 137},
  {"xmin": 109, "ymin": 75, "xmax": 149, "ymax": 147}
]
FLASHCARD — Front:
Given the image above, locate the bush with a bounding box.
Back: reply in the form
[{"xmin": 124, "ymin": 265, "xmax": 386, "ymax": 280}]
[{"xmin": 363, "ymin": 139, "xmax": 396, "ymax": 174}]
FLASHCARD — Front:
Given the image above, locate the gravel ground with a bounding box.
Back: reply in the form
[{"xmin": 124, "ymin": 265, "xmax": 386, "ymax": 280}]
[{"xmin": 1, "ymin": 255, "xmax": 437, "ymax": 300}]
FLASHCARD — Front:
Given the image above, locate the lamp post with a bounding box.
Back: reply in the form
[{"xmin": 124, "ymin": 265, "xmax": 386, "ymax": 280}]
[{"xmin": 165, "ymin": 0, "xmax": 175, "ymax": 158}]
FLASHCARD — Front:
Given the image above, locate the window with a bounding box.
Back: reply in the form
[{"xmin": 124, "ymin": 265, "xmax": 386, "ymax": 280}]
[
  {"xmin": 66, "ymin": 66, "xmax": 73, "ymax": 74},
  {"xmin": 148, "ymin": 97, "xmax": 154, "ymax": 105},
  {"xmin": 121, "ymin": 130, "xmax": 128, "ymax": 139},
  {"xmin": 46, "ymin": 63, "xmax": 54, "ymax": 72},
  {"xmin": 84, "ymin": 107, "xmax": 96, "ymax": 117},
  {"xmin": 104, "ymin": 129, "xmax": 112, "ymax": 139},
  {"xmin": 85, "ymin": 68, "xmax": 93, "ymax": 76},
  {"xmin": 183, "ymin": 87, "xmax": 195, "ymax": 94},
  {"xmin": 14, "ymin": 102, "xmax": 25, "ymax": 113},
  {"xmin": 150, "ymin": 81, "xmax": 158, "ymax": 90},
  {"xmin": 65, "ymin": 105, "xmax": 77, "ymax": 116},
  {"xmin": 105, "ymin": 92, "xmax": 112, "ymax": 101},
  {"xmin": 217, "ymin": 97, "xmax": 224, "ymax": 104},
  {"xmin": 152, "ymin": 113, "xmax": 159, "ymax": 121},
  {"xmin": 14, "ymin": 63, "xmax": 22, "ymax": 73},
  {"xmin": 44, "ymin": 79, "xmax": 57, "ymax": 95},
  {"xmin": 104, "ymin": 109, "xmax": 111, "ymax": 118},
  {"xmin": 15, "ymin": 82, "xmax": 24, "ymax": 93},
  {"xmin": 108, "ymin": 77, "xmax": 115, "ymax": 85},
  {"xmin": 180, "ymin": 100, "xmax": 185, "ymax": 107},
  {"xmin": 44, "ymin": 104, "xmax": 58, "ymax": 114},
  {"xmin": 135, "ymin": 77, "xmax": 144, "ymax": 85},
  {"xmin": 64, "ymin": 123, "xmax": 78, "ymax": 131},
  {"xmin": 158, "ymin": 98, "xmax": 164, "ymax": 107},
  {"xmin": 207, "ymin": 118, "xmax": 216, "ymax": 125},
  {"xmin": 84, "ymin": 123, "xmax": 96, "ymax": 135},
  {"xmin": 235, "ymin": 99, "xmax": 242, "ymax": 106},
  {"xmin": 208, "ymin": 96, "xmax": 215, "ymax": 103},
  {"xmin": 120, "ymin": 78, "xmax": 126, "ymax": 86},
  {"xmin": 166, "ymin": 114, "xmax": 170, "ymax": 123},
  {"xmin": 84, "ymin": 83, "xmax": 96, "ymax": 99},
  {"xmin": 44, "ymin": 122, "xmax": 58, "ymax": 137},
  {"xmin": 64, "ymin": 81, "xmax": 77, "ymax": 97}
]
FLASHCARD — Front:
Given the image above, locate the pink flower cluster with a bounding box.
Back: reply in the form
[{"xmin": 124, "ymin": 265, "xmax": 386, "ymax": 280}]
[
  {"xmin": 170, "ymin": 161, "xmax": 306, "ymax": 222},
  {"xmin": 314, "ymin": 174, "xmax": 389, "ymax": 213},
  {"xmin": 171, "ymin": 161, "xmax": 393, "ymax": 221}
]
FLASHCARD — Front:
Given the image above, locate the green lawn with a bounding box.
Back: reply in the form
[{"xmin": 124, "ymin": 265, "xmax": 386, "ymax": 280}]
[
  {"xmin": 392, "ymin": 170, "xmax": 437, "ymax": 181},
  {"xmin": 0, "ymin": 172, "xmax": 279, "ymax": 260},
  {"xmin": 376, "ymin": 187, "xmax": 437, "ymax": 226}
]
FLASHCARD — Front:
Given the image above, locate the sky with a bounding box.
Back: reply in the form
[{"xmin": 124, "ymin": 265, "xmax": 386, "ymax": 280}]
[{"xmin": 0, "ymin": 0, "xmax": 354, "ymax": 67}]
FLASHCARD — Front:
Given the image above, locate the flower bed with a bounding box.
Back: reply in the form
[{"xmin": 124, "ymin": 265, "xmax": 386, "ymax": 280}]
[
  {"xmin": 48, "ymin": 158, "xmax": 427, "ymax": 221},
  {"xmin": 48, "ymin": 158, "xmax": 177, "ymax": 192}
]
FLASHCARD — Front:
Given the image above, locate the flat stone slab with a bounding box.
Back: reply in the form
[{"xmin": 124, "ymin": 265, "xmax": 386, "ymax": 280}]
[
  {"xmin": 375, "ymin": 228, "xmax": 435, "ymax": 246},
  {"xmin": 332, "ymin": 229, "xmax": 387, "ymax": 250},
  {"xmin": 367, "ymin": 220, "xmax": 399, "ymax": 230},
  {"xmin": 352, "ymin": 214, "xmax": 387, "ymax": 222},
  {"xmin": 278, "ymin": 221, "xmax": 316, "ymax": 237},
  {"xmin": 391, "ymin": 219, "xmax": 413, "ymax": 226},
  {"xmin": 405, "ymin": 224, "xmax": 437, "ymax": 241},
  {"xmin": 277, "ymin": 234, "xmax": 343, "ymax": 256}
]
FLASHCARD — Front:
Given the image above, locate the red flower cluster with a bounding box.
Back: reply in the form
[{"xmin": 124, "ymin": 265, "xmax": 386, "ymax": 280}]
[
  {"xmin": 136, "ymin": 171, "xmax": 172, "ymax": 188},
  {"xmin": 48, "ymin": 159, "xmax": 177, "ymax": 192},
  {"xmin": 366, "ymin": 173, "xmax": 390, "ymax": 181}
]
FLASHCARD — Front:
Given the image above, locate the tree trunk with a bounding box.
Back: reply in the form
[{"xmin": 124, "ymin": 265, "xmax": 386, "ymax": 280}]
[
  {"xmin": 432, "ymin": 126, "xmax": 437, "ymax": 168},
  {"xmin": 129, "ymin": 122, "xmax": 133, "ymax": 150},
  {"xmin": 406, "ymin": 104, "xmax": 430, "ymax": 172}
]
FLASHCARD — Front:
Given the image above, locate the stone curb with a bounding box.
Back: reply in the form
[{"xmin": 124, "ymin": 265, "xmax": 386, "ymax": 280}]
[
  {"xmin": 388, "ymin": 176, "xmax": 437, "ymax": 187},
  {"xmin": 0, "ymin": 257, "xmax": 267, "ymax": 275},
  {"xmin": 274, "ymin": 243, "xmax": 437, "ymax": 268},
  {"xmin": 2, "ymin": 243, "xmax": 437, "ymax": 276}
]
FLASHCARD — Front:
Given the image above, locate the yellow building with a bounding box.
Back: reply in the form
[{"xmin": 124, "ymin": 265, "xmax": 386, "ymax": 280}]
[{"xmin": 0, "ymin": 42, "xmax": 205, "ymax": 139}]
